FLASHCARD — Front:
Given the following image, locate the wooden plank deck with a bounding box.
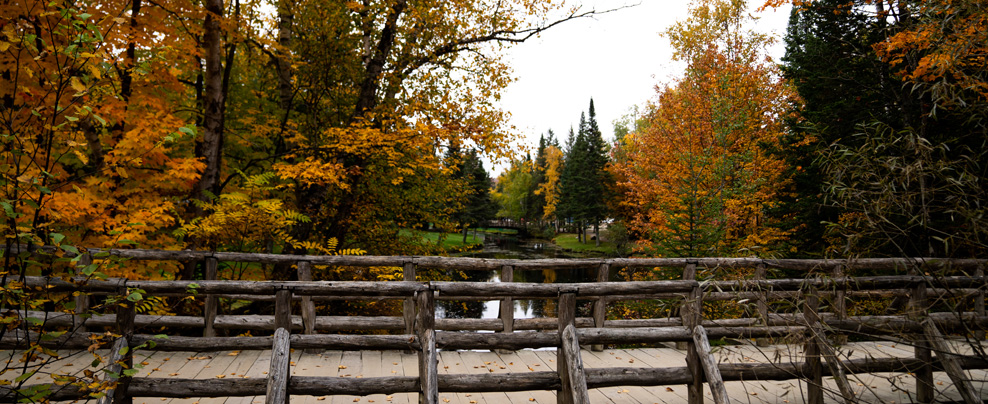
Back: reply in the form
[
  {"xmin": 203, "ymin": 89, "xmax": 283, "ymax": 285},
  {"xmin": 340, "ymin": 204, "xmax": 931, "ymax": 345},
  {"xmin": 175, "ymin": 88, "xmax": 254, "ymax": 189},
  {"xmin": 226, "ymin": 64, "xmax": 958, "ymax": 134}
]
[{"xmin": 4, "ymin": 341, "xmax": 987, "ymax": 404}]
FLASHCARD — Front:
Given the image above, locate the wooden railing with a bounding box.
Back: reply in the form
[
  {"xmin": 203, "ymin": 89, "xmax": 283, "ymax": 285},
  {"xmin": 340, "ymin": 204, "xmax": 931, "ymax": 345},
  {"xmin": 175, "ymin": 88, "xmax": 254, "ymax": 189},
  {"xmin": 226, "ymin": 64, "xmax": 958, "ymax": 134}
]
[{"xmin": 1, "ymin": 248, "xmax": 987, "ymax": 404}]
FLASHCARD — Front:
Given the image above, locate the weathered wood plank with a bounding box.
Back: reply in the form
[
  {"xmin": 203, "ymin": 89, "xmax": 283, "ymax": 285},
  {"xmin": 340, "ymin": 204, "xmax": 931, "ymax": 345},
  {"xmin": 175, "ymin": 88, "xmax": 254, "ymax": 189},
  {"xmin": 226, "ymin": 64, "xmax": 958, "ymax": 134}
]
[
  {"xmin": 265, "ymin": 328, "xmax": 291, "ymax": 404},
  {"xmin": 923, "ymin": 319, "xmax": 980, "ymax": 404},
  {"xmin": 382, "ymin": 349, "xmax": 413, "ymax": 404},
  {"xmin": 331, "ymin": 350, "xmax": 364, "ymax": 404},
  {"xmin": 204, "ymin": 350, "xmax": 262, "ymax": 404},
  {"xmin": 579, "ymin": 349, "xmax": 656, "ymax": 404},
  {"xmin": 474, "ymin": 350, "xmax": 516, "ymax": 403},
  {"xmin": 223, "ymin": 348, "xmax": 275, "ymax": 404},
  {"xmin": 495, "ymin": 349, "xmax": 557, "ymax": 403},
  {"xmin": 436, "ymin": 350, "xmax": 477, "ymax": 404}
]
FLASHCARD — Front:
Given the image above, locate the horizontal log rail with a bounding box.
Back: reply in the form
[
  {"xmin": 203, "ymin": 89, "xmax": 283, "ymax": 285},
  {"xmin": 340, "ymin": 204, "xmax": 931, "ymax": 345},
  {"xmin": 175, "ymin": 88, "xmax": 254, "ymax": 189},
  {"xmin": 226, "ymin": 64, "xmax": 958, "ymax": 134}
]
[
  {"xmin": 2, "ymin": 249, "xmax": 987, "ymax": 404},
  {"xmin": 5, "ymin": 243, "xmax": 987, "ymax": 270}
]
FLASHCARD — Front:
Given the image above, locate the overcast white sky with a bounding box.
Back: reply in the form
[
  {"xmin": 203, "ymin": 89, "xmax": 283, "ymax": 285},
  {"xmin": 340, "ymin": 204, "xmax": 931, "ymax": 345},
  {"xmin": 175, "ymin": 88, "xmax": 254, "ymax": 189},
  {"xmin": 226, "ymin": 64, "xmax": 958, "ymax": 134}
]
[{"xmin": 493, "ymin": 0, "xmax": 792, "ymax": 172}]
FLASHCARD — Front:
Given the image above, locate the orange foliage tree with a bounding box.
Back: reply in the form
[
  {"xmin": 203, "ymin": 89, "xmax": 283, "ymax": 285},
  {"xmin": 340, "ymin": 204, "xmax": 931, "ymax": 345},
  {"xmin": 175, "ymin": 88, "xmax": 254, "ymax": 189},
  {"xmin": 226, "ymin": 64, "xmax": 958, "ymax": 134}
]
[
  {"xmin": 3, "ymin": 0, "xmax": 601, "ymax": 273},
  {"xmin": 614, "ymin": 0, "xmax": 798, "ymax": 257},
  {"xmin": 1, "ymin": 0, "xmax": 204, "ymax": 269}
]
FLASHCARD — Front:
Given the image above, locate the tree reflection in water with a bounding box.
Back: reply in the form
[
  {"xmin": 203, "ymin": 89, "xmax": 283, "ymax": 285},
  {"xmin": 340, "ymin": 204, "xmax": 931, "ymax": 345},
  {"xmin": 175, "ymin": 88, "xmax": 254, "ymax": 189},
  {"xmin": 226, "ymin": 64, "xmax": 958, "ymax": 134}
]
[{"xmin": 437, "ymin": 233, "xmax": 594, "ymax": 320}]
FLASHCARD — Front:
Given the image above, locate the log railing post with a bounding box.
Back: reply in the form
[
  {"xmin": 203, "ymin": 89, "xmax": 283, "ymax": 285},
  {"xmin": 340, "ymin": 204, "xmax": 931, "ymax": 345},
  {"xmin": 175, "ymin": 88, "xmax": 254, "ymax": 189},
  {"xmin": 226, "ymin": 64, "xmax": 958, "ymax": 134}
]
[
  {"xmin": 403, "ymin": 262, "xmax": 416, "ymax": 336},
  {"xmin": 910, "ymin": 269, "xmax": 934, "ymax": 404},
  {"xmin": 591, "ymin": 263, "xmax": 609, "ymax": 352},
  {"xmin": 557, "ymin": 291, "xmax": 581, "ymax": 404},
  {"xmin": 275, "ymin": 288, "xmax": 292, "ymax": 332},
  {"xmin": 677, "ymin": 262, "xmax": 700, "ymax": 351},
  {"xmin": 754, "ymin": 263, "xmax": 769, "ymax": 347},
  {"xmin": 497, "ymin": 265, "xmax": 515, "ymax": 354},
  {"xmin": 692, "ymin": 325, "xmax": 729, "ymax": 404},
  {"xmin": 681, "ymin": 261, "xmax": 704, "ymax": 404},
  {"xmin": 922, "ymin": 319, "xmax": 980, "ymax": 404},
  {"xmin": 74, "ymin": 253, "xmax": 92, "ymax": 333},
  {"xmin": 416, "ymin": 289, "xmax": 438, "ymax": 404},
  {"xmin": 831, "ymin": 264, "xmax": 848, "ymax": 345},
  {"xmin": 266, "ymin": 327, "xmax": 291, "ymax": 404},
  {"xmin": 114, "ymin": 279, "xmax": 135, "ymax": 404},
  {"xmin": 297, "ymin": 261, "xmax": 316, "ymax": 336},
  {"xmin": 976, "ymin": 264, "xmax": 985, "ymax": 341},
  {"xmin": 203, "ymin": 257, "xmax": 219, "ymax": 337},
  {"xmin": 802, "ymin": 285, "xmax": 823, "ymax": 404},
  {"xmin": 95, "ymin": 337, "xmax": 129, "ymax": 404},
  {"xmin": 560, "ymin": 324, "xmax": 590, "ymax": 404},
  {"xmin": 499, "ymin": 265, "xmax": 514, "ymax": 332}
]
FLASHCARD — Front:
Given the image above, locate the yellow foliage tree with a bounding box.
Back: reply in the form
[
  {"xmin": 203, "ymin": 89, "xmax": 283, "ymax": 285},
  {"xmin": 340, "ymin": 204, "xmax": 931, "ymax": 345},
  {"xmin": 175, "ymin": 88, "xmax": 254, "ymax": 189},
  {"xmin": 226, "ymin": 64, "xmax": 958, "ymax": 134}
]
[{"xmin": 615, "ymin": 0, "xmax": 797, "ymax": 257}]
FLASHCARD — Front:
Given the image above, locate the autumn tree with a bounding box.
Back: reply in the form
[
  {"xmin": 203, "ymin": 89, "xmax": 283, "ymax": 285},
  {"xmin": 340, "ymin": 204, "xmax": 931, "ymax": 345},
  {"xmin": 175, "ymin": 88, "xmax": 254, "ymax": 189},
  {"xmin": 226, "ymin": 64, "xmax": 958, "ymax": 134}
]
[
  {"xmin": 616, "ymin": 0, "xmax": 795, "ymax": 257},
  {"xmin": 1, "ymin": 0, "xmax": 206, "ymax": 265},
  {"xmin": 535, "ymin": 133, "xmax": 564, "ymax": 231},
  {"xmin": 226, "ymin": 0, "xmax": 616, "ymax": 257},
  {"xmin": 493, "ymin": 159, "xmax": 534, "ymax": 223},
  {"xmin": 528, "ymin": 135, "xmax": 548, "ymax": 230}
]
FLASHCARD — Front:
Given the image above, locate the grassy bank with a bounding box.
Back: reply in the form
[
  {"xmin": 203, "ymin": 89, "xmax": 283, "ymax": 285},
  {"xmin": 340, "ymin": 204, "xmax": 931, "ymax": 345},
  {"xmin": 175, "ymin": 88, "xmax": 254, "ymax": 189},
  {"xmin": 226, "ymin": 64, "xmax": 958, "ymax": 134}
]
[
  {"xmin": 400, "ymin": 229, "xmax": 487, "ymax": 250},
  {"xmin": 553, "ymin": 233, "xmax": 620, "ymax": 255}
]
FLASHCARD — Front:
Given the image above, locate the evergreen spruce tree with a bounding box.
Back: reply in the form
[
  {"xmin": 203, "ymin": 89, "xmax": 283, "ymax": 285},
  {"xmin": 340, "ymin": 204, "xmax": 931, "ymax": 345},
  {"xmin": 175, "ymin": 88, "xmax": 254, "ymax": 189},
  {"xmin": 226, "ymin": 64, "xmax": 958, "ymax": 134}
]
[
  {"xmin": 451, "ymin": 148, "xmax": 496, "ymax": 243},
  {"xmin": 583, "ymin": 99, "xmax": 611, "ymax": 246},
  {"xmin": 559, "ymin": 123, "xmax": 586, "ymax": 241},
  {"xmin": 558, "ymin": 100, "xmax": 611, "ymax": 244}
]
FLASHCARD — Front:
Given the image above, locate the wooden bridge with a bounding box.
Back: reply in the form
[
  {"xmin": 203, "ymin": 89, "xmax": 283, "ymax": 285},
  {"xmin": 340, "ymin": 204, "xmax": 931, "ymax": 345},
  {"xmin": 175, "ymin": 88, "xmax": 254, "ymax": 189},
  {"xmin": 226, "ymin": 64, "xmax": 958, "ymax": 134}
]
[{"xmin": 2, "ymin": 249, "xmax": 988, "ymax": 404}]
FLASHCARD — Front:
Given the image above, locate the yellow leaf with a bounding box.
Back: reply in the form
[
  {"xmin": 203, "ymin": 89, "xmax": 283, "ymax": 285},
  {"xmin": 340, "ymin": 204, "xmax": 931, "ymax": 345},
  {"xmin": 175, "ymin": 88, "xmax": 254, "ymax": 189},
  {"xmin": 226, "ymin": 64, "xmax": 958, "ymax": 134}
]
[
  {"xmin": 70, "ymin": 76, "xmax": 85, "ymax": 93},
  {"xmin": 87, "ymin": 64, "xmax": 102, "ymax": 80},
  {"xmin": 0, "ymin": 41, "xmax": 10, "ymax": 52}
]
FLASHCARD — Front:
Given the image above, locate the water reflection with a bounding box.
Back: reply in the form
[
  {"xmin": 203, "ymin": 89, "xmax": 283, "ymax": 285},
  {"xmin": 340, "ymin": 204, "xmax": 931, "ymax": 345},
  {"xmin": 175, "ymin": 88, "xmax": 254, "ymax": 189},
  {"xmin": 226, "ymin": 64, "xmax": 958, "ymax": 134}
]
[{"xmin": 435, "ymin": 233, "xmax": 593, "ymax": 320}]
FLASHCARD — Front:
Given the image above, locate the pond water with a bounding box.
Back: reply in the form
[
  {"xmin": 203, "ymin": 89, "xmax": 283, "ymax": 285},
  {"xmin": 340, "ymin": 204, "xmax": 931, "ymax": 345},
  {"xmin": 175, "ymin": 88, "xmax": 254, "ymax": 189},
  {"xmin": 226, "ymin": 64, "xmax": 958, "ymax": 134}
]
[{"xmin": 436, "ymin": 233, "xmax": 595, "ymax": 320}]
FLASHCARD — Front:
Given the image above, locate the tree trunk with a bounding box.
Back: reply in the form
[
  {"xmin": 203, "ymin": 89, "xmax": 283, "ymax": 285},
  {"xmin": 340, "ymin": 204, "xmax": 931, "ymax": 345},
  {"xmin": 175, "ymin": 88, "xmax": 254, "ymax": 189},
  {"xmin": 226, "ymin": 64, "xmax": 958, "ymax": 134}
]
[
  {"xmin": 352, "ymin": 0, "xmax": 407, "ymax": 119},
  {"xmin": 594, "ymin": 222, "xmax": 600, "ymax": 247},
  {"xmin": 196, "ymin": 0, "xmax": 226, "ymax": 201},
  {"xmin": 276, "ymin": 0, "xmax": 294, "ymax": 111},
  {"xmin": 462, "ymin": 227, "xmax": 468, "ymax": 244},
  {"xmin": 119, "ymin": 0, "xmax": 142, "ymax": 104}
]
